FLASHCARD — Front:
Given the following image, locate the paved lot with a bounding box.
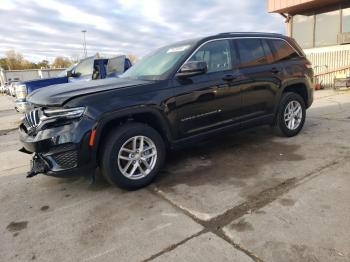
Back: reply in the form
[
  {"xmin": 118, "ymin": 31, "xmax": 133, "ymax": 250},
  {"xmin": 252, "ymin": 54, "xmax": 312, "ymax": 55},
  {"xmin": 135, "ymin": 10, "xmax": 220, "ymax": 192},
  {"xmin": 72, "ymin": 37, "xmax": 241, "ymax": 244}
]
[{"xmin": 0, "ymin": 91, "xmax": 349, "ymax": 262}]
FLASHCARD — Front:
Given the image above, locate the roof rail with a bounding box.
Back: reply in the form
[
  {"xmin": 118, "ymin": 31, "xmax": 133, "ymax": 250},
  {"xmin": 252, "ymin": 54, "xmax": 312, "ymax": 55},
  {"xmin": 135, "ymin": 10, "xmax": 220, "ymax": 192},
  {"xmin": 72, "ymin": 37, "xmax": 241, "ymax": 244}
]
[{"xmin": 217, "ymin": 32, "xmax": 284, "ymax": 36}]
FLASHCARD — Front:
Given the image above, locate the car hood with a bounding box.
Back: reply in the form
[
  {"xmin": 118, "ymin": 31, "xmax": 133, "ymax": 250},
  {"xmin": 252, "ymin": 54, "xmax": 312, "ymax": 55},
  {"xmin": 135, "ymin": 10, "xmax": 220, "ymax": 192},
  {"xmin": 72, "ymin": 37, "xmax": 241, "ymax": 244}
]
[
  {"xmin": 27, "ymin": 77, "xmax": 152, "ymax": 106},
  {"xmin": 23, "ymin": 76, "xmax": 66, "ymax": 85},
  {"xmin": 22, "ymin": 76, "xmax": 68, "ymax": 88}
]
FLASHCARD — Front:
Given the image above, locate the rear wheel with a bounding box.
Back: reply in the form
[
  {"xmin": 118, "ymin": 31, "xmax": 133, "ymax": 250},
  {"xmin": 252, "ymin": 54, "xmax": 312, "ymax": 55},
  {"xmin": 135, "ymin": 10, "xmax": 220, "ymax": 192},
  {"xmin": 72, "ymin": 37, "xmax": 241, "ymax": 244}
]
[
  {"xmin": 274, "ymin": 92, "xmax": 306, "ymax": 137},
  {"xmin": 100, "ymin": 122, "xmax": 165, "ymax": 189}
]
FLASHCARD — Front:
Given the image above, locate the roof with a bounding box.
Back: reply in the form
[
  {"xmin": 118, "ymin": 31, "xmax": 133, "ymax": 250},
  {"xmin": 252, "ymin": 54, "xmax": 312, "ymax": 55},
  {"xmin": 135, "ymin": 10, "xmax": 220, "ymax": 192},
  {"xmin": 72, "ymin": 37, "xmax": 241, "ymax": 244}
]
[
  {"xmin": 158, "ymin": 32, "xmax": 288, "ymax": 55},
  {"xmin": 215, "ymin": 32, "xmax": 285, "ymax": 37},
  {"xmin": 267, "ymin": 0, "xmax": 347, "ymax": 15},
  {"xmin": 199, "ymin": 32, "xmax": 287, "ymax": 43}
]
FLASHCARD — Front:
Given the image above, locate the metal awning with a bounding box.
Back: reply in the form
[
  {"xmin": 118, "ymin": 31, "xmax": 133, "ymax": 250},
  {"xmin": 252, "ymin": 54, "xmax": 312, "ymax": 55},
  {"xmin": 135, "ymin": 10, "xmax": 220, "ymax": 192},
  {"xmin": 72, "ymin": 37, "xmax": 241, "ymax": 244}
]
[{"xmin": 268, "ymin": 0, "xmax": 347, "ymax": 15}]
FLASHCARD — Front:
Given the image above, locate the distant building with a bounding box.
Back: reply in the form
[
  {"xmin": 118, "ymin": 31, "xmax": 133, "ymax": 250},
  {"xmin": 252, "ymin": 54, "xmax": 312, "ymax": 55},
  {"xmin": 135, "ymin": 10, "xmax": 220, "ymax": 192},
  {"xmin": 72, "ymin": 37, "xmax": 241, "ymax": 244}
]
[
  {"xmin": 0, "ymin": 68, "xmax": 65, "ymax": 86},
  {"xmin": 268, "ymin": 0, "xmax": 350, "ymax": 88}
]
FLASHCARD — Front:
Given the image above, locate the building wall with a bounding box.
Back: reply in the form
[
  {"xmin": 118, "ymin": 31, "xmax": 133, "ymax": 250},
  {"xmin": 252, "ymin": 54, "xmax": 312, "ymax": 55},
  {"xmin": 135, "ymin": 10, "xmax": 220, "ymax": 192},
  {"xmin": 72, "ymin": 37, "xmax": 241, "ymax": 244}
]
[
  {"xmin": 267, "ymin": 0, "xmax": 350, "ymax": 88},
  {"xmin": 304, "ymin": 44, "xmax": 350, "ymax": 88},
  {"xmin": 3, "ymin": 70, "xmax": 39, "ymax": 83},
  {"xmin": 0, "ymin": 68, "xmax": 65, "ymax": 86},
  {"xmin": 39, "ymin": 69, "xmax": 65, "ymax": 79}
]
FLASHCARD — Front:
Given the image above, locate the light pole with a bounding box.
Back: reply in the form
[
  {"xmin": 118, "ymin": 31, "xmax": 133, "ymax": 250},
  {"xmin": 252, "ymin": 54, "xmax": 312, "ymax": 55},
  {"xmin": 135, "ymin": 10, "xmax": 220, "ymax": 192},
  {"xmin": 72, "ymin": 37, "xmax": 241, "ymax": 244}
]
[{"xmin": 81, "ymin": 30, "xmax": 87, "ymax": 58}]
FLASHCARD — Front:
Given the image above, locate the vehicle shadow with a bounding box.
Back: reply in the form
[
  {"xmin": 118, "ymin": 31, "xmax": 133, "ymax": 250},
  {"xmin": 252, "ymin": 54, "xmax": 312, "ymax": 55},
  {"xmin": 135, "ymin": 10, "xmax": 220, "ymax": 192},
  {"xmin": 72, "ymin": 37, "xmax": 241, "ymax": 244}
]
[
  {"xmin": 155, "ymin": 125, "xmax": 303, "ymax": 189},
  {"xmin": 154, "ymin": 101, "xmax": 350, "ymax": 194}
]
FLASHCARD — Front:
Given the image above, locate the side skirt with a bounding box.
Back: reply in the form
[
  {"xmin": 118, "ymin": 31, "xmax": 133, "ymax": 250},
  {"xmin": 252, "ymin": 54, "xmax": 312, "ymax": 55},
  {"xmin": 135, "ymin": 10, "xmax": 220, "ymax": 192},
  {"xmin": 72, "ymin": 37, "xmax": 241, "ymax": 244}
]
[{"xmin": 171, "ymin": 114, "xmax": 274, "ymax": 150}]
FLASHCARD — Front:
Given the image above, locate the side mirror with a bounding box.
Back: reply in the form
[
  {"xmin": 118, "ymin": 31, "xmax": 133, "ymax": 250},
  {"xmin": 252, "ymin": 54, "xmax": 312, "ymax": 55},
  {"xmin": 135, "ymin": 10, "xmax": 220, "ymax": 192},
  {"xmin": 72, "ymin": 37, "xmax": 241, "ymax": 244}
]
[
  {"xmin": 176, "ymin": 61, "xmax": 207, "ymax": 77},
  {"xmin": 67, "ymin": 70, "xmax": 81, "ymax": 78},
  {"xmin": 66, "ymin": 70, "xmax": 73, "ymax": 77}
]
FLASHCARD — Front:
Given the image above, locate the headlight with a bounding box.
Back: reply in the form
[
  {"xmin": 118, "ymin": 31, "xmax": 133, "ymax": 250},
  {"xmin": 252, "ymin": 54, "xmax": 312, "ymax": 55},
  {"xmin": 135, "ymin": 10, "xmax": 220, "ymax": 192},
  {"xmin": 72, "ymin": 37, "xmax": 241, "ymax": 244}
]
[
  {"xmin": 40, "ymin": 107, "xmax": 85, "ymax": 122},
  {"xmin": 16, "ymin": 84, "xmax": 27, "ymax": 100}
]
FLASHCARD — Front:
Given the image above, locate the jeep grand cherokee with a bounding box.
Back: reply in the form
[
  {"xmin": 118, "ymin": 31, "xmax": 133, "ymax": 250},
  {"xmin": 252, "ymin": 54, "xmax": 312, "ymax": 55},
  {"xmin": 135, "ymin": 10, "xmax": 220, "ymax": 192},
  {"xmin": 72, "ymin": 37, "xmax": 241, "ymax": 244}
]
[{"xmin": 19, "ymin": 32, "xmax": 314, "ymax": 189}]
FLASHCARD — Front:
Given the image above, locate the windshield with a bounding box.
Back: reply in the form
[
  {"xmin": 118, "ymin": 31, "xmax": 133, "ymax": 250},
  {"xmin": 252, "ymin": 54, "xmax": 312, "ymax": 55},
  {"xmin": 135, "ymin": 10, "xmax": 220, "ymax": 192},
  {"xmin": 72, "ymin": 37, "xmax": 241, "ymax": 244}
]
[
  {"xmin": 121, "ymin": 42, "xmax": 194, "ymax": 80},
  {"xmin": 57, "ymin": 63, "xmax": 76, "ymax": 77}
]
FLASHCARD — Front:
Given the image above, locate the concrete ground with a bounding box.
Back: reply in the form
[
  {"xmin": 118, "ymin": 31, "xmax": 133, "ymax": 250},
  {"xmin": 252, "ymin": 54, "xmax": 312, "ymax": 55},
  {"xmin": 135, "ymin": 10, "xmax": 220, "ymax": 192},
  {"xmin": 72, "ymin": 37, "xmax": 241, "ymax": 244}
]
[{"xmin": 0, "ymin": 90, "xmax": 349, "ymax": 262}]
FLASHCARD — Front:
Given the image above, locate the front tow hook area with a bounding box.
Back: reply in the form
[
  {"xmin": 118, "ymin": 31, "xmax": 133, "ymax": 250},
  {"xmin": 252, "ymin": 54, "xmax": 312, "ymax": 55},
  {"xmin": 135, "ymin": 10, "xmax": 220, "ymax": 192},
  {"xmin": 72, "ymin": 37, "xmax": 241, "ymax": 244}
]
[
  {"xmin": 27, "ymin": 154, "xmax": 49, "ymax": 178},
  {"xmin": 19, "ymin": 147, "xmax": 33, "ymax": 154}
]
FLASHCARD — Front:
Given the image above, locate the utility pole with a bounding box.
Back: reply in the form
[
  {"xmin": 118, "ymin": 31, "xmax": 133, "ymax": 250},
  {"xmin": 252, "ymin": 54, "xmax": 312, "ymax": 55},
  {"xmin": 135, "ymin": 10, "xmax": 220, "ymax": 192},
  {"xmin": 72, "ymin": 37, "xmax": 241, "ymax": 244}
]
[{"xmin": 81, "ymin": 30, "xmax": 87, "ymax": 58}]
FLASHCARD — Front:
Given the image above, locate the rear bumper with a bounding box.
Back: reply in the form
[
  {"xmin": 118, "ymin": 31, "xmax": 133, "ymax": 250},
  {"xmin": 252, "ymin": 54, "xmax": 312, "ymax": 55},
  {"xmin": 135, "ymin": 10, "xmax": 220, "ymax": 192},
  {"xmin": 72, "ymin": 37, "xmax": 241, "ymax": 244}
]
[
  {"xmin": 19, "ymin": 116, "xmax": 96, "ymax": 178},
  {"xmin": 307, "ymin": 86, "xmax": 314, "ymax": 108}
]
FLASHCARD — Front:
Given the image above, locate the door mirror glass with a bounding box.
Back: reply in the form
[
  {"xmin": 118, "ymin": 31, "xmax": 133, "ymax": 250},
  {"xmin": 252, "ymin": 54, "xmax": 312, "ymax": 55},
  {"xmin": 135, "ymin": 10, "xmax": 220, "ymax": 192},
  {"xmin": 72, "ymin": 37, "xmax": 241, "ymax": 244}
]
[
  {"xmin": 66, "ymin": 69, "xmax": 73, "ymax": 77},
  {"xmin": 69, "ymin": 70, "xmax": 81, "ymax": 78},
  {"xmin": 176, "ymin": 61, "xmax": 207, "ymax": 77},
  {"xmin": 58, "ymin": 63, "xmax": 76, "ymax": 77}
]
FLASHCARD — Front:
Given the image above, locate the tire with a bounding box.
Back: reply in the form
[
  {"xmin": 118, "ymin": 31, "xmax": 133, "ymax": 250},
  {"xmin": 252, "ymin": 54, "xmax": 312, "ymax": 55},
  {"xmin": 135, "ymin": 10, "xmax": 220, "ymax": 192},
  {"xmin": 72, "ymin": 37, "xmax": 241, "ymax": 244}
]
[
  {"xmin": 100, "ymin": 122, "xmax": 166, "ymax": 190},
  {"xmin": 274, "ymin": 92, "xmax": 306, "ymax": 137}
]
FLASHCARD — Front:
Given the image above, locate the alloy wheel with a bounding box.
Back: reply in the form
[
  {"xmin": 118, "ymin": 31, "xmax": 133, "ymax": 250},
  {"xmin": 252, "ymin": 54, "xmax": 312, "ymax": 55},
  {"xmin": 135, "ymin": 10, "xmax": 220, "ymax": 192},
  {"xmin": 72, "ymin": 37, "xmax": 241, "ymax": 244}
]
[
  {"xmin": 284, "ymin": 100, "xmax": 303, "ymax": 130},
  {"xmin": 117, "ymin": 135, "xmax": 157, "ymax": 180}
]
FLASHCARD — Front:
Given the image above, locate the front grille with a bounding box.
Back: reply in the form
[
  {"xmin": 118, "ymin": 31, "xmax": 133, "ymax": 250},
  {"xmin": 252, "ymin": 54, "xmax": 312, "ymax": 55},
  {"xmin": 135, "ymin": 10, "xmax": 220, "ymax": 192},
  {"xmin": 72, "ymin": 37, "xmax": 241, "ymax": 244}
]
[
  {"xmin": 23, "ymin": 109, "xmax": 41, "ymax": 133},
  {"xmin": 52, "ymin": 151, "xmax": 78, "ymax": 169}
]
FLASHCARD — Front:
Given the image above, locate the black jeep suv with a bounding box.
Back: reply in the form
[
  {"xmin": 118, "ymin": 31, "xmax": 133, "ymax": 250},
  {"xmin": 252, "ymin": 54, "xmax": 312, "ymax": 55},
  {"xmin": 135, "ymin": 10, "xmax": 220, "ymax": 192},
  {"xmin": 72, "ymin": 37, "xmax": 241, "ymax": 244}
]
[{"xmin": 20, "ymin": 32, "xmax": 313, "ymax": 189}]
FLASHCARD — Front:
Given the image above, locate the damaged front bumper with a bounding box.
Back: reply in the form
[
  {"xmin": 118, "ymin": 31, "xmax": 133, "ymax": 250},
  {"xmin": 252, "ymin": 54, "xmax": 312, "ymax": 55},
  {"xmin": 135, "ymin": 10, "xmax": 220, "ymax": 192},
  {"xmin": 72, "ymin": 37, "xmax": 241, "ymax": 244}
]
[
  {"xmin": 19, "ymin": 116, "xmax": 96, "ymax": 178},
  {"xmin": 15, "ymin": 101, "xmax": 33, "ymax": 113},
  {"xmin": 26, "ymin": 154, "xmax": 49, "ymax": 178}
]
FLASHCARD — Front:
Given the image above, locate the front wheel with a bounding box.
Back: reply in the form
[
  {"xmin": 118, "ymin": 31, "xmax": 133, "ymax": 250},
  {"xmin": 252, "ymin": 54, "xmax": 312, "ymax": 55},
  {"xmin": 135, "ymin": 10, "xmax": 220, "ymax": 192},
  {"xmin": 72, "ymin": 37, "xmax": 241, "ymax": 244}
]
[
  {"xmin": 274, "ymin": 92, "xmax": 306, "ymax": 137},
  {"xmin": 100, "ymin": 123, "xmax": 165, "ymax": 190}
]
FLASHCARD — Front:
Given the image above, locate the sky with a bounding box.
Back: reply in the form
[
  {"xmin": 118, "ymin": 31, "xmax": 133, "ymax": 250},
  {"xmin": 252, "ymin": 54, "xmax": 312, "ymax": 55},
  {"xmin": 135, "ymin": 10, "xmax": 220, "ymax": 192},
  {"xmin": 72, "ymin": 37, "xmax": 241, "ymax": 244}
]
[{"xmin": 0, "ymin": 0, "xmax": 284, "ymax": 62}]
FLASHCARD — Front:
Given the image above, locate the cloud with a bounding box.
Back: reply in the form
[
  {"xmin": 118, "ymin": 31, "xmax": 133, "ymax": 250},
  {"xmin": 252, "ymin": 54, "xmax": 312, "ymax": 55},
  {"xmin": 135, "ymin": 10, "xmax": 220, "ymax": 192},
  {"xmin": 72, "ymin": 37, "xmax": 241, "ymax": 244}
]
[
  {"xmin": 0, "ymin": 0, "xmax": 16, "ymax": 10},
  {"xmin": 0, "ymin": 0, "xmax": 284, "ymax": 62}
]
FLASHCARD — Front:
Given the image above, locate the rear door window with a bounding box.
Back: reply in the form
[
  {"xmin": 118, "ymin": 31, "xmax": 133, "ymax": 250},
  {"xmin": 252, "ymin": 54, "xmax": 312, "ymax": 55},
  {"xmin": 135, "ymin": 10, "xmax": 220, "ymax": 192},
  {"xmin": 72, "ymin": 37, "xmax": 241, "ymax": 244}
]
[
  {"xmin": 236, "ymin": 39, "xmax": 268, "ymax": 68},
  {"xmin": 262, "ymin": 40, "xmax": 274, "ymax": 64},
  {"xmin": 270, "ymin": 39, "xmax": 300, "ymax": 62}
]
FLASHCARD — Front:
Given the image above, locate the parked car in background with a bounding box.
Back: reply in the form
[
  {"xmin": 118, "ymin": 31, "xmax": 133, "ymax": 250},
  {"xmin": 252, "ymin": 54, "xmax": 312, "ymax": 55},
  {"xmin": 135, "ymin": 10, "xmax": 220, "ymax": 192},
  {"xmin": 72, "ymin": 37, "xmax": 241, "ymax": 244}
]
[
  {"xmin": 4, "ymin": 83, "xmax": 10, "ymax": 95},
  {"xmin": 0, "ymin": 83, "xmax": 5, "ymax": 93},
  {"xmin": 15, "ymin": 55, "xmax": 132, "ymax": 112},
  {"xmin": 19, "ymin": 32, "xmax": 313, "ymax": 189},
  {"xmin": 9, "ymin": 81, "xmax": 19, "ymax": 97},
  {"xmin": 2, "ymin": 83, "xmax": 9, "ymax": 95}
]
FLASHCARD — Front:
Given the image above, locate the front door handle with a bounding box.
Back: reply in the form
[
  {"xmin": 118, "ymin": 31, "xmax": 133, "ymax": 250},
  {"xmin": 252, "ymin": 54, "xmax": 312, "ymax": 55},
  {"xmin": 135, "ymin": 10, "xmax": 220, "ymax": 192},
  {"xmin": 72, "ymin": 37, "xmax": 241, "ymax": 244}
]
[
  {"xmin": 270, "ymin": 67, "xmax": 280, "ymax": 74},
  {"xmin": 222, "ymin": 74, "xmax": 236, "ymax": 81}
]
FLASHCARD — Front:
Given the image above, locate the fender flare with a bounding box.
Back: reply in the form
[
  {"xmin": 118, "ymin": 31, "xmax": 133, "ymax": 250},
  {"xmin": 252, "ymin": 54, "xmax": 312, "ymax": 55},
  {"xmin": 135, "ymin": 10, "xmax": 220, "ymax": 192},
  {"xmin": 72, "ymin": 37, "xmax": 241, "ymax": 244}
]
[
  {"xmin": 90, "ymin": 105, "xmax": 174, "ymax": 162},
  {"xmin": 273, "ymin": 78, "xmax": 310, "ymax": 116}
]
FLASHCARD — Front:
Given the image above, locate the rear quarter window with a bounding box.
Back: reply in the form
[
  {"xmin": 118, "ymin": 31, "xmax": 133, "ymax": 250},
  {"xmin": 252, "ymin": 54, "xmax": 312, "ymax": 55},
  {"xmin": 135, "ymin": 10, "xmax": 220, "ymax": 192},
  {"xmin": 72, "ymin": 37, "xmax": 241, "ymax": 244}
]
[{"xmin": 270, "ymin": 39, "xmax": 300, "ymax": 62}]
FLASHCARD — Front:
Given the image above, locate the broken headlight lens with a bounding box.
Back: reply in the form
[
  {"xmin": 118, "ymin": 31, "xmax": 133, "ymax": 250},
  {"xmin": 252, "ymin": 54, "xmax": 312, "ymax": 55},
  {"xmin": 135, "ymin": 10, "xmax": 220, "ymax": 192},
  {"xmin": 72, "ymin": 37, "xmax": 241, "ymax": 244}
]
[{"xmin": 40, "ymin": 107, "xmax": 85, "ymax": 123}]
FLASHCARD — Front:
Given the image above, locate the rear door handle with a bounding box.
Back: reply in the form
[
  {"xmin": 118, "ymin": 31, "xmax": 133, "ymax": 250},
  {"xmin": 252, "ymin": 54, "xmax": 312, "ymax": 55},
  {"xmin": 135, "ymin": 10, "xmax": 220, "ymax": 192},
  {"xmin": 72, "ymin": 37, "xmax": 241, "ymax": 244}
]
[
  {"xmin": 222, "ymin": 74, "xmax": 236, "ymax": 81},
  {"xmin": 270, "ymin": 67, "xmax": 280, "ymax": 74}
]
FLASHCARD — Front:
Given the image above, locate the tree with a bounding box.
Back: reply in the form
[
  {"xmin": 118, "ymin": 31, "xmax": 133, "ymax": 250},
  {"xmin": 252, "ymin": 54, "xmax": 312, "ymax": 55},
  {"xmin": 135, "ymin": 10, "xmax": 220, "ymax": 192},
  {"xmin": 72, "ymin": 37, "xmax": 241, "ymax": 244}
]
[
  {"xmin": 127, "ymin": 53, "xmax": 137, "ymax": 64},
  {"xmin": 22, "ymin": 59, "xmax": 38, "ymax": 69},
  {"xmin": 36, "ymin": 60, "xmax": 50, "ymax": 69},
  {"xmin": 5, "ymin": 50, "xmax": 24, "ymax": 70},
  {"xmin": 0, "ymin": 51, "xmax": 76, "ymax": 70},
  {"xmin": 52, "ymin": 56, "xmax": 73, "ymax": 68},
  {"xmin": 0, "ymin": 58, "xmax": 9, "ymax": 70}
]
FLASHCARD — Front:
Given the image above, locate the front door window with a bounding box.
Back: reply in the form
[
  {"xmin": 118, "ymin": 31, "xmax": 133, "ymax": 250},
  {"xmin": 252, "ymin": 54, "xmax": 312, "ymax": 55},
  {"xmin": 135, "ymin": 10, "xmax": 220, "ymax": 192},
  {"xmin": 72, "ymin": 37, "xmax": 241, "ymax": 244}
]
[{"xmin": 189, "ymin": 40, "xmax": 232, "ymax": 73}]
